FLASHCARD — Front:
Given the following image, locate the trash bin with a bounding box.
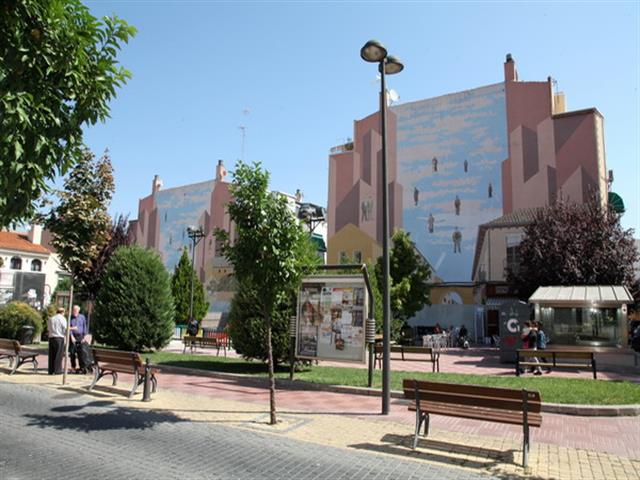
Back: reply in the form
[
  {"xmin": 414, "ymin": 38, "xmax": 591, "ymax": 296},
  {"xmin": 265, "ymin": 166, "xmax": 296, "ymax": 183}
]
[{"xmin": 19, "ymin": 325, "xmax": 35, "ymax": 345}]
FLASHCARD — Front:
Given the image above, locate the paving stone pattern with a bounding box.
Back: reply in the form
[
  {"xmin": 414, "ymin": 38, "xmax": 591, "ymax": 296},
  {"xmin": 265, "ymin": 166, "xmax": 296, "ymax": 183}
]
[{"xmin": 0, "ymin": 381, "xmax": 495, "ymax": 480}]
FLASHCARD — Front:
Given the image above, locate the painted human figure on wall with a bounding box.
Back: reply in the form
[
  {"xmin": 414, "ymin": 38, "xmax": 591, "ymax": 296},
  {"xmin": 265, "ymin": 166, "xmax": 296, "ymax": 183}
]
[
  {"xmin": 413, "ymin": 187, "xmax": 419, "ymax": 206},
  {"xmin": 432, "ymin": 156, "xmax": 438, "ymax": 172},
  {"xmin": 454, "ymin": 195, "xmax": 461, "ymax": 216},
  {"xmin": 427, "ymin": 213, "xmax": 434, "ymax": 233},
  {"xmin": 488, "ymin": 182, "xmax": 493, "ymax": 198},
  {"xmin": 463, "ymin": 159, "xmax": 468, "ymax": 173},
  {"xmin": 452, "ymin": 228, "xmax": 462, "ymax": 253},
  {"xmin": 361, "ymin": 199, "xmax": 374, "ymax": 222}
]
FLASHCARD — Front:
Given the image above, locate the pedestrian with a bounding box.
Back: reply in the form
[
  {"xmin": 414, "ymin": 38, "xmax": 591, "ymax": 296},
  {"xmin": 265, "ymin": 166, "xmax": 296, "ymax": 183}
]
[
  {"xmin": 69, "ymin": 305, "xmax": 88, "ymax": 374},
  {"xmin": 536, "ymin": 321, "xmax": 551, "ymax": 373},
  {"xmin": 48, "ymin": 307, "xmax": 66, "ymax": 375}
]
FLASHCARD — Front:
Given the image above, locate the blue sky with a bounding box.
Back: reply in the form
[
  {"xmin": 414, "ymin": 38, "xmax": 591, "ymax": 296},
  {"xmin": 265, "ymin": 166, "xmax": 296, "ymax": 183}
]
[{"xmin": 83, "ymin": 1, "xmax": 639, "ymax": 233}]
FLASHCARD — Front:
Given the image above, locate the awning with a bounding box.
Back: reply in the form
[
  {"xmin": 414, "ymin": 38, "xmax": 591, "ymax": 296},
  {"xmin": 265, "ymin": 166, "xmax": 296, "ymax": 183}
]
[
  {"xmin": 311, "ymin": 233, "xmax": 327, "ymax": 253},
  {"xmin": 608, "ymin": 192, "xmax": 625, "ymax": 214},
  {"xmin": 529, "ymin": 285, "xmax": 633, "ymax": 307}
]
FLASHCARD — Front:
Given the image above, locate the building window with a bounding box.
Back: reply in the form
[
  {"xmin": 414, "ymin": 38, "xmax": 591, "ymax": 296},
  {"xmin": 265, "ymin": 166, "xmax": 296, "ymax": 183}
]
[
  {"xmin": 505, "ymin": 233, "xmax": 523, "ymax": 276},
  {"xmin": 10, "ymin": 257, "xmax": 22, "ymax": 270},
  {"xmin": 339, "ymin": 251, "xmax": 349, "ymax": 264},
  {"xmin": 353, "ymin": 250, "xmax": 362, "ymax": 264},
  {"xmin": 31, "ymin": 259, "xmax": 42, "ymax": 272}
]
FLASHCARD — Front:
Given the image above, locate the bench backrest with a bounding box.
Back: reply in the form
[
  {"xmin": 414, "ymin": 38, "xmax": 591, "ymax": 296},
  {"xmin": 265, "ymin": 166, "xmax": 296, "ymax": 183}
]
[
  {"xmin": 0, "ymin": 338, "xmax": 20, "ymax": 353},
  {"xmin": 92, "ymin": 348, "xmax": 142, "ymax": 368},
  {"xmin": 518, "ymin": 349, "xmax": 593, "ymax": 360},
  {"xmin": 402, "ymin": 379, "xmax": 541, "ymax": 413},
  {"xmin": 375, "ymin": 345, "xmax": 434, "ymax": 355}
]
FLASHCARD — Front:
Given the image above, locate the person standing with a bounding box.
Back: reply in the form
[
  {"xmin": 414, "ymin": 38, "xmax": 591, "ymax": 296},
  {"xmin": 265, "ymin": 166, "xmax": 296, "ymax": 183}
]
[
  {"xmin": 69, "ymin": 305, "xmax": 88, "ymax": 373},
  {"xmin": 48, "ymin": 307, "xmax": 67, "ymax": 375},
  {"xmin": 536, "ymin": 321, "xmax": 551, "ymax": 373}
]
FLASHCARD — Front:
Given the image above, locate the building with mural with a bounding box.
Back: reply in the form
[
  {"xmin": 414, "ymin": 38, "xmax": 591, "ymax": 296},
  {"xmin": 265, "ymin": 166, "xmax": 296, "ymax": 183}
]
[
  {"xmin": 130, "ymin": 161, "xmax": 327, "ymax": 327},
  {"xmin": 327, "ymin": 55, "xmax": 609, "ymax": 340}
]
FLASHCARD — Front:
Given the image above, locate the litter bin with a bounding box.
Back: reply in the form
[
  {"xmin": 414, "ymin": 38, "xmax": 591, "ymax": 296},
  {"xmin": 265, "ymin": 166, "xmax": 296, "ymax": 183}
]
[{"xmin": 19, "ymin": 325, "xmax": 35, "ymax": 345}]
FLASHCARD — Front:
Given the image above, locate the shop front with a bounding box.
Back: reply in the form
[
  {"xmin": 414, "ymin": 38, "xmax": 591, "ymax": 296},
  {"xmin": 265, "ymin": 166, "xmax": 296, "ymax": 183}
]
[{"xmin": 529, "ymin": 286, "xmax": 632, "ymax": 348}]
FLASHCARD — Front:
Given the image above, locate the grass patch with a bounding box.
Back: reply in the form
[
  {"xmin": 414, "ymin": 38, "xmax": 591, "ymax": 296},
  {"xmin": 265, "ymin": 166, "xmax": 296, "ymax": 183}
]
[{"xmin": 146, "ymin": 351, "xmax": 640, "ymax": 405}]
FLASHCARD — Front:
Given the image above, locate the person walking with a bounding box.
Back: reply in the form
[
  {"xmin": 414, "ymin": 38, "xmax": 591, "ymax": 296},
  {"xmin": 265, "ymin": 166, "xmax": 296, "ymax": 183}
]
[
  {"xmin": 47, "ymin": 307, "xmax": 67, "ymax": 375},
  {"xmin": 69, "ymin": 305, "xmax": 88, "ymax": 373}
]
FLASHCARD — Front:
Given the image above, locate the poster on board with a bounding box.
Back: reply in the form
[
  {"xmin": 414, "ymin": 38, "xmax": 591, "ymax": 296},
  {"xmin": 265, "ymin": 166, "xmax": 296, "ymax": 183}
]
[{"xmin": 296, "ymin": 275, "xmax": 368, "ymax": 363}]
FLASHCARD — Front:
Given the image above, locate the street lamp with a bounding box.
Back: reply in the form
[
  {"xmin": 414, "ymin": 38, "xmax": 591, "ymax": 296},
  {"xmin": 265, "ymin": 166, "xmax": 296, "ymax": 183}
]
[
  {"xmin": 186, "ymin": 226, "xmax": 205, "ymax": 322},
  {"xmin": 360, "ymin": 39, "xmax": 404, "ymax": 415}
]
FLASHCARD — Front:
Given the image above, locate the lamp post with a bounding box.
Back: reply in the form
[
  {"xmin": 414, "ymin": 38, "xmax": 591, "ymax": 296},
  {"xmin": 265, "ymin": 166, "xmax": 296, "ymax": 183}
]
[
  {"xmin": 360, "ymin": 39, "xmax": 404, "ymax": 415},
  {"xmin": 186, "ymin": 226, "xmax": 205, "ymax": 322}
]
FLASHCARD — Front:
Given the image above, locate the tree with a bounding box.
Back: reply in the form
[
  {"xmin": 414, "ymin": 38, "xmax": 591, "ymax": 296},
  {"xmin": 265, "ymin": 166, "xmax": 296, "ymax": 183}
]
[
  {"xmin": 93, "ymin": 245, "xmax": 174, "ymax": 351},
  {"xmin": 40, "ymin": 149, "xmax": 114, "ymax": 308},
  {"xmin": 375, "ymin": 230, "xmax": 431, "ymax": 339},
  {"xmin": 0, "ymin": 302, "xmax": 43, "ymax": 340},
  {"xmin": 509, "ymin": 198, "xmax": 639, "ymax": 299},
  {"xmin": 0, "ymin": 0, "xmax": 136, "ymax": 227},
  {"xmin": 171, "ymin": 247, "xmax": 209, "ymax": 325},
  {"xmin": 217, "ymin": 161, "xmax": 317, "ymax": 425}
]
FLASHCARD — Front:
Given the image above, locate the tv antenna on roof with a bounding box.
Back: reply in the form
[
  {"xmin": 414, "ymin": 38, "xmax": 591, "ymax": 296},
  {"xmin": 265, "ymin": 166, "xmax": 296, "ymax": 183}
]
[{"xmin": 238, "ymin": 108, "xmax": 250, "ymax": 161}]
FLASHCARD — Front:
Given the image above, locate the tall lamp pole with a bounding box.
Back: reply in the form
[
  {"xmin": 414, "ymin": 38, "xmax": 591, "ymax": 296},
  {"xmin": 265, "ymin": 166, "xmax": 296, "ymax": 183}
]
[
  {"xmin": 360, "ymin": 40, "xmax": 404, "ymax": 415},
  {"xmin": 186, "ymin": 226, "xmax": 205, "ymax": 322}
]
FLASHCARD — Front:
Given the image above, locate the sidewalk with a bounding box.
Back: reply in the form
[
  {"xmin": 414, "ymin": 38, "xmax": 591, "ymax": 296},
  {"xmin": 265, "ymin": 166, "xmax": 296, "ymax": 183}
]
[{"xmin": 1, "ymin": 361, "xmax": 638, "ymax": 480}]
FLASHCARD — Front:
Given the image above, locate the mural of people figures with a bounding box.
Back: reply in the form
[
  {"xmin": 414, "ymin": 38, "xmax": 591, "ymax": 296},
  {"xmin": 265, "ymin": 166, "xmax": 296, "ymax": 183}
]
[
  {"xmin": 454, "ymin": 195, "xmax": 461, "ymax": 216},
  {"xmin": 488, "ymin": 182, "xmax": 493, "ymax": 198},
  {"xmin": 452, "ymin": 228, "xmax": 462, "ymax": 253},
  {"xmin": 361, "ymin": 200, "xmax": 368, "ymax": 222},
  {"xmin": 463, "ymin": 159, "xmax": 468, "ymax": 173},
  {"xmin": 413, "ymin": 187, "xmax": 419, "ymax": 206},
  {"xmin": 432, "ymin": 156, "xmax": 438, "ymax": 172},
  {"xmin": 427, "ymin": 213, "xmax": 435, "ymax": 233}
]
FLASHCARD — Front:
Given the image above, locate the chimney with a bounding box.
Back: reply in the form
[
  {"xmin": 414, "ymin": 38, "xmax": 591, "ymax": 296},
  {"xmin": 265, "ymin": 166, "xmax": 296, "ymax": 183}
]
[
  {"xmin": 152, "ymin": 175, "xmax": 162, "ymax": 195},
  {"xmin": 216, "ymin": 160, "xmax": 227, "ymax": 182},
  {"xmin": 504, "ymin": 53, "xmax": 518, "ymax": 82},
  {"xmin": 28, "ymin": 224, "xmax": 43, "ymax": 245}
]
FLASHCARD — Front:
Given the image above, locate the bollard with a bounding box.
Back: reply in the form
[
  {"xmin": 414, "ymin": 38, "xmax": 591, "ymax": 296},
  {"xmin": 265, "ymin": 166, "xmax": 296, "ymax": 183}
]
[
  {"xmin": 289, "ymin": 316, "xmax": 297, "ymax": 381},
  {"xmin": 142, "ymin": 358, "xmax": 152, "ymax": 402}
]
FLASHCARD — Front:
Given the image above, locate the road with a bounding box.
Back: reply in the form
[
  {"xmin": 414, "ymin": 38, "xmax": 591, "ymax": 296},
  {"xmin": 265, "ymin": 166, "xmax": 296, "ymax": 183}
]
[{"xmin": 0, "ymin": 381, "xmax": 496, "ymax": 480}]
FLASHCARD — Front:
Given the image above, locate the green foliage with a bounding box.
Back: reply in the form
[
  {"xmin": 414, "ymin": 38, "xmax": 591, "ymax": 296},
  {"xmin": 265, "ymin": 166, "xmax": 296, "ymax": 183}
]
[
  {"xmin": 171, "ymin": 247, "xmax": 209, "ymax": 324},
  {"xmin": 227, "ymin": 286, "xmax": 292, "ymax": 365},
  {"xmin": 40, "ymin": 149, "xmax": 115, "ymax": 292},
  {"xmin": 0, "ymin": 0, "xmax": 136, "ymax": 227},
  {"xmin": 93, "ymin": 245, "xmax": 175, "ymax": 351},
  {"xmin": 510, "ymin": 198, "xmax": 639, "ymax": 299},
  {"xmin": 375, "ymin": 230, "xmax": 431, "ymax": 339},
  {"xmin": 0, "ymin": 301, "xmax": 43, "ymax": 339}
]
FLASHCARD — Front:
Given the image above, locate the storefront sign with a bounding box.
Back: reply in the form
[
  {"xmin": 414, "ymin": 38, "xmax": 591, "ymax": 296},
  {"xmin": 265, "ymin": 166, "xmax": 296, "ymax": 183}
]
[{"xmin": 296, "ymin": 275, "xmax": 368, "ymax": 363}]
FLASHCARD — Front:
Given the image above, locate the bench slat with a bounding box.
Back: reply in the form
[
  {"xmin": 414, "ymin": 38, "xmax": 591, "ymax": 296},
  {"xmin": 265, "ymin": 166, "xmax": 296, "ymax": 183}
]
[
  {"xmin": 408, "ymin": 401, "xmax": 542, "ymax": 427},
  {"xmin": 402, "ymin": 379, "xmax": 541, "ymax": 403},
  {"xmin": 404, "ymin": 389, "xmax": 541, "ymax": 413},
  {"xmin": 518, "ymin": 350, "xmax": 593, "ymax": 359}
]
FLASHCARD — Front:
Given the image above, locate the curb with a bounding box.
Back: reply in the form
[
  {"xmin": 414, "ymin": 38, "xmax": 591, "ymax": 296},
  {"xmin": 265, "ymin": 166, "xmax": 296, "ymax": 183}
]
[{"xmin": 155, "ymin": 364, "xmax": 640, "ymax": 417}]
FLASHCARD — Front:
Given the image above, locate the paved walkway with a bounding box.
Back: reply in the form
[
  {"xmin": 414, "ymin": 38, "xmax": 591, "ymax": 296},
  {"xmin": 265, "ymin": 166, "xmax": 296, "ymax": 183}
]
[{"xmin": 1, "ymin": 360, "xmax": 639, "ymax": 480}]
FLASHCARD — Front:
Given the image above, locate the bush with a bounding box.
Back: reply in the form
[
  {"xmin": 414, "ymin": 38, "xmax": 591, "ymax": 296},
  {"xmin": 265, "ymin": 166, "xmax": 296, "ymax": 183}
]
[
  {"xmin": 227, "ymin": 286, "xmax": 291, "ymax": 365},
  {"xmin": 93, "ymin": 245, "xmax": 175, "ymax": 351},
  {"xmin": 0, "ymin": 302, "xmax": 43, "ymax": 340}
]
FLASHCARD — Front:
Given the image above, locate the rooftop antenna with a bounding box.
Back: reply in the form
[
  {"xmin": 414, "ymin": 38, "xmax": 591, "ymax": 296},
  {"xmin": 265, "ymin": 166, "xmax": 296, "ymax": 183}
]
[{"xmin": 238, "ymin": 108, "xmax": 250, "ymax": 161}]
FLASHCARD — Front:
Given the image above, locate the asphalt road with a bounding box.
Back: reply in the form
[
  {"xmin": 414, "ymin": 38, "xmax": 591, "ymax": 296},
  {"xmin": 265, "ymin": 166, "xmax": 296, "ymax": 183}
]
[{"xmin": 0, "ymin": 381, "xmax": 496, "ymax": 480}]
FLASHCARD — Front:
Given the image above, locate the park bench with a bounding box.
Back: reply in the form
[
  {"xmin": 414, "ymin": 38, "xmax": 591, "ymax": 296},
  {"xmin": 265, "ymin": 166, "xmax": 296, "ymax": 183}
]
[
  {"xmin": 516, "ymin": 349, "xmax": 597, "ymax": 379},
  {"xmin": 182, "ymin": 333, "xmax": 229, "ymax": 356},
  {"xmin": 403, "ymin": 379, "xmax": 542, "ymax": 468},
  {"xmin": 0, "ymin": 338, "xmax": 38, "ymax": 375},
  {"xmin": 375, "ymin": 345, "xmax": 440, "ymax": 372},
  {"xmin": 89, "ymin": 348, "xmax": 157, "ymax": 398}
]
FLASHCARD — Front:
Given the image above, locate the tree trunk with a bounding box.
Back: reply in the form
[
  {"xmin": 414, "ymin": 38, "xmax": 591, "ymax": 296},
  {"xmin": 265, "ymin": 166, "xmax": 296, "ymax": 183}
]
[{"xmin": 266, "ymin": 314, "xmax": 277, "ymax": 425}]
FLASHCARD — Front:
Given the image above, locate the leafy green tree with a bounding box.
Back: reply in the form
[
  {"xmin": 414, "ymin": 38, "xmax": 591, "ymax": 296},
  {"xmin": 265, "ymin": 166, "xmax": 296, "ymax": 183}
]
[
  {"xmin": 93, "ymin": 245, "xmax": 175, "ymax": 351},
  {"xmin": 217, "ymin": 161, "xmax": 317, "ymax": 425},
  {"xmin": 509, "ymin": 198, "xmax": 638, "ymax": 299},
  {"xmin": 0, "ymin": 302, "xmax": 43, "ymax": 340},
  {"xmin": 172, "ymin": 247, "xmax": 209, "ymax": 325},
  {"xmin": 0, "ymin": 0, "xmax": 136, "ymax": 227},
  {"xmin": 375, "ymin": 230, "xmax": 431, "ymax": 339}
]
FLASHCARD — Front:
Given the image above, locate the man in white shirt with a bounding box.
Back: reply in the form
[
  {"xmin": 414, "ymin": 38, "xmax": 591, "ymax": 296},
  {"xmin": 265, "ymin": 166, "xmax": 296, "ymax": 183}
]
[{"xmin": 48, "ymin": 307, "xmax": 67, "ymax": 375}]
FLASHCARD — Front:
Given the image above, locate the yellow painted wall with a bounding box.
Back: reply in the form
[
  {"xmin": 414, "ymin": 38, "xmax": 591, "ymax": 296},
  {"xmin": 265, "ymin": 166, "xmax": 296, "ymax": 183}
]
[
  {"xmin": 430, "ymin": 285, "xmax": 475, "ymax": 305},
  {"xmin": 327, "ymin": 223, "xmax": 381, "ymax": 265}
]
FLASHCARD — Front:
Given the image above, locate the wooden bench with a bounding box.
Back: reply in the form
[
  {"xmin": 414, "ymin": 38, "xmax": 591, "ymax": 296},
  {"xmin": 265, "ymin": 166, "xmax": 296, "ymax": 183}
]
[
  {"xmin": 182, "ymin": 333, "xmax": 229, "ymax": 356},
  {"xmin": 516, "ymin": 349, "xmax": 597, "ymax": 379},
  {"xmin": 375, "ymin": 345, "xmax": 440, "ymax": 372},
  {"xmin": 89, "ymin": 348, "xmax": 157, "ymax": 398},
  {"xmin": 0, "ymin": 338, "xmax": 38, "ymax": 374},
  {"xmin": 403, "ymin": 379, "xmax": 542, "ymax": 468}
]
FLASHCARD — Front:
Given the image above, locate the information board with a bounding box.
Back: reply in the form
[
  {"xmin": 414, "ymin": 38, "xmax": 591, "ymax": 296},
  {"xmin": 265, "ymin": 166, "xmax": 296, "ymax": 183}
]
[{"xmin": 296, "ymin": 275, "xmax": 368, "ymax": 363}]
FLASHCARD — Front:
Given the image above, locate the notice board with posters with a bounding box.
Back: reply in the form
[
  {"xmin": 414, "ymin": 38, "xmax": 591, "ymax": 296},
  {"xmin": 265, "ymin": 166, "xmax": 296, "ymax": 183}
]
[{"xmin": 296, "ymin": 275, "xmax": 368, "ymax": 363}]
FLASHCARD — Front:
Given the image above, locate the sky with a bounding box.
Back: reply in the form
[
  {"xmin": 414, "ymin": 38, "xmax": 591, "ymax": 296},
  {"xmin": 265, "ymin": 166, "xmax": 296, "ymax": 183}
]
[{"xmin": 82, "ymin": 1, "xmax": 639, "ymax": 234}]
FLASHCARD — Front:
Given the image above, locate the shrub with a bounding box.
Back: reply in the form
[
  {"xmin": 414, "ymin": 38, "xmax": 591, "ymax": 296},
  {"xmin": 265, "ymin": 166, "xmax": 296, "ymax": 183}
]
[
  {"xmin": 227, "ymin": 286, "xmax": 292, "ymax": 365},
  {"xmin": 0, "ymin": 302, "xmax": 43, "ymax": 340},
  {"xmin": 93, "ymin": 245, "xmax": 175, "ymax": 351}
]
